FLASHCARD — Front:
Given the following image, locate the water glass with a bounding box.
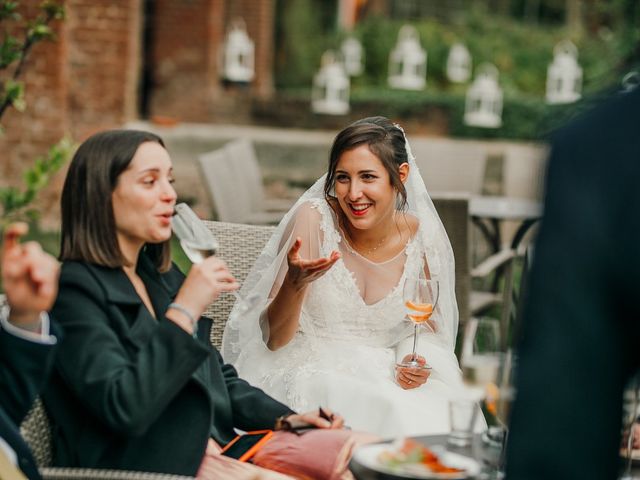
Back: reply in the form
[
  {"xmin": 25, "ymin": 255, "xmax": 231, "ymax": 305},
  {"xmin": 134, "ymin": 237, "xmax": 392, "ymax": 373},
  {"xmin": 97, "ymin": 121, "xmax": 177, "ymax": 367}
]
[{"xmin": 448, "ymin": 398, "xmax": 479, "ymax": 447}]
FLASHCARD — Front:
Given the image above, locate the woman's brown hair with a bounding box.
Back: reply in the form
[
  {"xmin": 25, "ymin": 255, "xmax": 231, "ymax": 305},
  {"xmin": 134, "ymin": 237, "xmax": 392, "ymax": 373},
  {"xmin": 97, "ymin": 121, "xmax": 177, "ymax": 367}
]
[{"xmin": 60, "ymin": 129, "xmax": 172, "ymax": 272}]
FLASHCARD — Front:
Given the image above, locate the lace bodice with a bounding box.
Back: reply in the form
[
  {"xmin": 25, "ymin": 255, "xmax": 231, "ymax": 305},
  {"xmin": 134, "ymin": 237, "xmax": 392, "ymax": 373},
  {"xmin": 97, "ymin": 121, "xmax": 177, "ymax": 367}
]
[{"xmin": 299, "ymin": 199, "xmax": 422, "ymax": 348}]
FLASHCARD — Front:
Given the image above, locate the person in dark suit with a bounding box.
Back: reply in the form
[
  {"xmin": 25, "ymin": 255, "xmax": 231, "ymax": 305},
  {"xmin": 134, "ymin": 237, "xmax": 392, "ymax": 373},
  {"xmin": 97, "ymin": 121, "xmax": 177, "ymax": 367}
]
[
  {"xmin": 43, "ymin": 130, "xmax": 344, "ymax": 477},
  {"xmin": 1, "ymin": 222, "xmax": 60, "ymax": 480},
  {"xmin": 505, "ymin": 86, "xmax": 640, "ymax": 479}
]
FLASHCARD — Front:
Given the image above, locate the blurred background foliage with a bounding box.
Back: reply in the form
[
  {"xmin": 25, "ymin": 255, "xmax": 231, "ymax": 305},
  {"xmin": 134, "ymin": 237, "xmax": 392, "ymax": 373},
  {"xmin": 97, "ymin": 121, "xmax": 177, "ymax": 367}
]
[{"xmin": 273, "ymin": 0, "xmax": 639, "ymax": 140}]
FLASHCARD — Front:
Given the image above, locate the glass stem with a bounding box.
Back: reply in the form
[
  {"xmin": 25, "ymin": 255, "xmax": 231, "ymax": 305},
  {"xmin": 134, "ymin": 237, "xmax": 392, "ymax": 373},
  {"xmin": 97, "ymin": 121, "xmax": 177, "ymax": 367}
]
[{"xmin": 411, "ymin": 323, "xmax": 418, "ymax": 361}]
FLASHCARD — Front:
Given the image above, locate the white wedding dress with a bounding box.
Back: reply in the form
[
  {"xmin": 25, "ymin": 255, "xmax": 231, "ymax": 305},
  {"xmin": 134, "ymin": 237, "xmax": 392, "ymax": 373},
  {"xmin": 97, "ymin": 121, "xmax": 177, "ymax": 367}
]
[
  {"xmin": 225, "ymin": 198, "xmax": 469, "ymax": 438},
  {"xmin": 223, "ymin": 132, "xmax": 478, "ymax": 438}
]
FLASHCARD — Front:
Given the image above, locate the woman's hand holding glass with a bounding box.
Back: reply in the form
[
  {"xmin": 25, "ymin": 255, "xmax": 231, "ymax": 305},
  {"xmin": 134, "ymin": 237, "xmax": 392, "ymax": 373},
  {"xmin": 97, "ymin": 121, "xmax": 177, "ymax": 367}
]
[
  {"xmin": 396, "ymin": 354, "xmax": 431, "ymax": 390},
  {"xmin": 285, "ymin": 236, "xmax": 340, "ymax": 289},
  {"xmin": 168, "ymin": 257, "xmax": 240, "ymax": 333}
]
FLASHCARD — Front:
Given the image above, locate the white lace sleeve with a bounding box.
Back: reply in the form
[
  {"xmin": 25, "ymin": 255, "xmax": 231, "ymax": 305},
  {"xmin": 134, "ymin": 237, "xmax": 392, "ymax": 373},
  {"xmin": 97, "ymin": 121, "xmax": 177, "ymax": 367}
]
[{"xmin": 222, "ymin": 191, "xmax": 328, "ymax": 363}]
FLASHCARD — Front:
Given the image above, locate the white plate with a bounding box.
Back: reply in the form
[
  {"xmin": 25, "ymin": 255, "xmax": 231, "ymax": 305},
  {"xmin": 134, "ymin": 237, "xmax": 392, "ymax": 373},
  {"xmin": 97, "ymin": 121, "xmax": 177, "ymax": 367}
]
[{"xmin": 352, "ymin": 443, "xmax": 481, "ymax": 479}]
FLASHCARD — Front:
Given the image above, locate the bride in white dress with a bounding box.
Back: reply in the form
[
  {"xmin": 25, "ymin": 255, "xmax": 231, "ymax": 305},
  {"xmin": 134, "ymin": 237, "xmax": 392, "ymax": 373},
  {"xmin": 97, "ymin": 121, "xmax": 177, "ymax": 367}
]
[{"xmin": 223, "ymin": 117, "xmax": 471, "ymax": 438}]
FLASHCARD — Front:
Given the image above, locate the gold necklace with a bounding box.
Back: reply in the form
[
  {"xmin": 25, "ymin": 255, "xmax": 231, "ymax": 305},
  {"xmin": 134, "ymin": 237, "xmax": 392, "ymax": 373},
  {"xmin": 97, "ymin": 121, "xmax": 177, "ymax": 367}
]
[
  {"xmin": 347, "ymin": 234, "xmax": 390, "ymax": 256},
  {"xmin": 338, "ymin": 210, "xmax": 395, "ymax": 256}
]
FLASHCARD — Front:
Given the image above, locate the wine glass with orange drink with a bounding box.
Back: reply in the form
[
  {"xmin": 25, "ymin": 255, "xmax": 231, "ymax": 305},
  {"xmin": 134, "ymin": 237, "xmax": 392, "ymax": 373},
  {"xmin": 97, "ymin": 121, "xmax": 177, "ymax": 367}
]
[{"xmin": 396, "ymin": 276, "xmax": 440, "ymax": 370}]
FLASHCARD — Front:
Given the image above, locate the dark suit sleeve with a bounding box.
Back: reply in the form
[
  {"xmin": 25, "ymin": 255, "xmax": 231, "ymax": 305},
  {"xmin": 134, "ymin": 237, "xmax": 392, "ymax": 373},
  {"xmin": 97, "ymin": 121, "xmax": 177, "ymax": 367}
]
[
  {"xmin": 506, "ymin": 91, "xmax": 640, "ymax": 480},
  {"xmin": 0, "ymin": 324, "xmax": 57, "ymax": 425},
  {"xmin": 52, "ymin": 264, "xmax": 212, "ymax": 437},
  {"xmin": 217, "ymin": 350, "xmax": 294, "ymax": 430}
]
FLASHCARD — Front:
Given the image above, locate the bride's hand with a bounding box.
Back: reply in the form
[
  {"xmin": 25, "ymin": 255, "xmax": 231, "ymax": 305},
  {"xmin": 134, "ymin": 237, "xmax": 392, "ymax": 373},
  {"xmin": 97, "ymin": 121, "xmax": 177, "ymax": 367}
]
[
  {"xmin": 285, "ymin": 237, "xmax": 340, "ymax": 290},
  {"xmin": 396, "ymin": 354, "xmax": 430, "ymax": 390}
]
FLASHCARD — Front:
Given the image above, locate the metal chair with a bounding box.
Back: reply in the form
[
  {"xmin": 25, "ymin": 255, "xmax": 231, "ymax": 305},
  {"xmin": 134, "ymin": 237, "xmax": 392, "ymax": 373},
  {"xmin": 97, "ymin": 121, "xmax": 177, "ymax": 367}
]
[
  {"xmin": 197, "ymin": 139, "xmax": 293, "ymax": 225},
  {"xmin": 431, "ymin": 194, "xmax": 517, "ymax": 342}
]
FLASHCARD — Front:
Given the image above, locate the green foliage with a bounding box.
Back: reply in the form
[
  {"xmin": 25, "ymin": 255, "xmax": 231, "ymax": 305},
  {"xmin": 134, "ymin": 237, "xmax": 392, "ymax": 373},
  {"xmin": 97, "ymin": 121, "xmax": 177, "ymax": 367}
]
[
  {"xmin": 0, "ymin": 1, "xmax": 68, "ymax": 228},
  {"xmin": 0, "ymin": 0, "xmax": 65, "ymax": 119},
  {"xmin": 274, "ymin": 0, "xmax": 337, "ymax": 89},
  {"xmin": 275, "ymin": 6, "xmax": 638, "ymax": 139},
  {"xmin": 0, "ymin": 137, "xmax": 73, "ymax": 228},
  {"xmin": 351, "ymin": 13, "xmax": 632, "ymax": 96}
]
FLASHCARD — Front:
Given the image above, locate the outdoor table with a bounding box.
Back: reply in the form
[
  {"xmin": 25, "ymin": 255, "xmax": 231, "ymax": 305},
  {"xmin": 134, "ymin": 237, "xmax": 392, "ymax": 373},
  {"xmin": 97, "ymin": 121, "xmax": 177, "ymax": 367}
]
[
  {"xmin": 470, "ymin": 195, "xmax": 542, "ymax": 253},
  {"xmin": 350, "ymin": 433, "xmax": 640, "ymax": 479},
  {"xmin": 349, "ymin": 433, "xmax": 503, "ymax": 479}
]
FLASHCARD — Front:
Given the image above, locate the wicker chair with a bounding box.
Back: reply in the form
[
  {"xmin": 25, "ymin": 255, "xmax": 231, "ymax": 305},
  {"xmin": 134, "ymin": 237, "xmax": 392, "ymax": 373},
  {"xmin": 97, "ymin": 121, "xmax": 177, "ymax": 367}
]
[
  {"xmin": 202, "ymin": 220, "xmax": 276, "ymax": 348},
  {"xmin": 19, "ymin": 398, "xmax": 192, "ymax": 480}
]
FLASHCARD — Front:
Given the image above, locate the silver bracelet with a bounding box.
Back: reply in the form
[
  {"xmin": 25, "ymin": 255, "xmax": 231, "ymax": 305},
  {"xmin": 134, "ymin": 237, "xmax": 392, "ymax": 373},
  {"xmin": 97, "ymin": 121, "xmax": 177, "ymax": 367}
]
[{"xmin": 167, "ymin": 303, "xmax": 197, "ymax": 328}]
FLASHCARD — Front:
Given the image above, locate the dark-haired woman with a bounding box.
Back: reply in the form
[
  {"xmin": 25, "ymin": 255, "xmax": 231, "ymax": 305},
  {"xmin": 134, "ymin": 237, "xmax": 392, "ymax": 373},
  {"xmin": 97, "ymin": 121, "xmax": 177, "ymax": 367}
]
[
  {"xmin": 43, "ymin": 130, "xmax": 342, "ymax": 477},
  {"xmin": 223, "ymin": 117, "xmax": 474, "ymax": 438}
]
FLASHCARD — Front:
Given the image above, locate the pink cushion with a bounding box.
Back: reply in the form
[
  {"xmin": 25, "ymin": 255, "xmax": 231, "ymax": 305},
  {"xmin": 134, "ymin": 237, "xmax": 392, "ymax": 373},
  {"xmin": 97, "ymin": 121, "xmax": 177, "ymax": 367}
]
[{"xmin": 252, "ymin": 430, "xmax": 379, "ymax": 480}]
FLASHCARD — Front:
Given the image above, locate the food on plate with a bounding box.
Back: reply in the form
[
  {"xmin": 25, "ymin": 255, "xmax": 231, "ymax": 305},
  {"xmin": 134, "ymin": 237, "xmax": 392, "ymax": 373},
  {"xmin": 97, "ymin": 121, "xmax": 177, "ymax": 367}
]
[{"xmin": 377, "ymin": 438, "xmax": 464, "ymax": 475}]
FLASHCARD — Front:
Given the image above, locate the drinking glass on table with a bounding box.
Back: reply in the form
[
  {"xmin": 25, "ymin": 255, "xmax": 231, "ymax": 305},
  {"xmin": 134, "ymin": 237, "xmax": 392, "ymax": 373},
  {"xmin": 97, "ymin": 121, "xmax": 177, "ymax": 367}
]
[
  {"xmin": 396, "ymin": 276, "xmax": 439, "ymax": 370},
  {"xmin": 172, "ymin": 203, "xmax": 259, "ymax": 313},
  {"xmin": 459, "ymin": 317, "xmax": 516, "ymax": 478},
  {"xmin": 460, "ymin": 317, "xmax": 502, "ymax": 398},
  {"xmin": 450, "ymin": 317, "xmax": 503, "ymax": 449}
]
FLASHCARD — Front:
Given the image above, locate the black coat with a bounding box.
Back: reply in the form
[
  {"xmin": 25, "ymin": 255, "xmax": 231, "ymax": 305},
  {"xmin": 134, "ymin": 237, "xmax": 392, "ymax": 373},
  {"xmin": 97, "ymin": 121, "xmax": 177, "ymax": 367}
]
[
  {"xmin": 0, "ymin": 321, "xmax": 57, "ymax": 480},
  {"xmin": 506, "ymin": 88, "xmax": 640, "ymax": 479},
  {"xmin": 44, "ymin": 252, "xmax": 293, "ymax": 476}
]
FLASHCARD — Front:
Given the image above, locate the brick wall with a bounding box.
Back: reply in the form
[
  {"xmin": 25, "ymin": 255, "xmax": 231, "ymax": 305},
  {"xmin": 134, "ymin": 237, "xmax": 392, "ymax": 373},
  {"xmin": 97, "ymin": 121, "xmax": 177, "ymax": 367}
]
[
  {"xmin": 66, "ymin": 0, "xmax": 141, "ymax": 140},
  {"xmin": 0, "ymin": 0, "xmax": 277, "ymax": 227},
  {"xmin": 0, "ymin": 0, "xmax": 142, "ymax": 228},
  {"xmin": 149, "ymin": 0, "xmax": 274, "ymax": 123},
  {"xmin": 149, "ymin": 0, "xmax": 221, "ymax": 122}
]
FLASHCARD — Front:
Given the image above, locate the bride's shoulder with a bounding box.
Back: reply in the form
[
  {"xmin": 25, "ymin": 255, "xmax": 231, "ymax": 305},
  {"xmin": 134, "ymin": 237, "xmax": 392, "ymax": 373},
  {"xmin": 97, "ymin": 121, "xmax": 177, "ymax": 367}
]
[
  {"xmin": 289, "ymin": 199, "xmax": 331, "ymax": 228},
  {"xmin": 398, "ymin": 212, "xmax": 420, "ymax": 238}
]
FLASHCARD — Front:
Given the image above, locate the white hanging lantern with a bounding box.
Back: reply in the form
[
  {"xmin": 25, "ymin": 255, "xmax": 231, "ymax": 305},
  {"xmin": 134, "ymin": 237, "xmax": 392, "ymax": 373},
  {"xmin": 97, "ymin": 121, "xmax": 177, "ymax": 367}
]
[
  {"xmin": 546, "ymin": 40, "xmax": 582, "ymax": 104},
  {"xmin": 464, "ymin": 63, "xmax": 503, "ymax": 128},
  {"xmin": 222, "ymin": 19, "xmax": 254, "ymax": 83},
  {"xmin": 446, "ymin": 43, "xmax": 472, "ymax": 83},
  {"xmin": 388, "ymin": 25, "xmax": 426, "ymax": 91},
  {"xmin": 312, "ymin": 51, "xmax": 350, "ymax": 115},
  {"xmin": 341, "ymin": 36, "xmax": 363, "ymax": 77}
]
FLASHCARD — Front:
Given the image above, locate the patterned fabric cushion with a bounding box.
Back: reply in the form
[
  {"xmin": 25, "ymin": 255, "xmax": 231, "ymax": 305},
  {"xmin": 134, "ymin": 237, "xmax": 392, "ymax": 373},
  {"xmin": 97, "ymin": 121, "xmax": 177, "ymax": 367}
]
[{"xmin": 201, "ymin": 221, "xmax": 275, "ymax": 349}]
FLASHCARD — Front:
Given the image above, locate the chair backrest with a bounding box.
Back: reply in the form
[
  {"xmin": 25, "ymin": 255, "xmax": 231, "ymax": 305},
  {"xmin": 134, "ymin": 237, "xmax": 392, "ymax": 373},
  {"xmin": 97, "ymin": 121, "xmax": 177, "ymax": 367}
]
[
  {"xmin": 223, "ymin": 138, "xmax": 266, "ymax": 212},
  {"xmin": 202, "ymin": 220, "xmax": 275, "ymax": 349},
  {"xmin": 412, "ymin": 139, "xmax": 488, "ymax": 195},
  {"xmin": 198, "ymin": 147, "xmax": 254, "ymax": 223},
  {"xmin": 502, "ymin": 144, "xmax": 548, "ymax": 200},
  {"xmin": 431, "ymin": 193, "xmax": 471, "ymax": 328}
]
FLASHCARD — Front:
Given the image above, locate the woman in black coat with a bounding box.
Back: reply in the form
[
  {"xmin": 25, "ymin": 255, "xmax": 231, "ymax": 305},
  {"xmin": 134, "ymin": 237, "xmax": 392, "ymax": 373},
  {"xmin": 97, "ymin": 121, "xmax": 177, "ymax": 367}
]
[{"xmin": 43, "ymin": 130, "xmax": 343, "ymax": 476}]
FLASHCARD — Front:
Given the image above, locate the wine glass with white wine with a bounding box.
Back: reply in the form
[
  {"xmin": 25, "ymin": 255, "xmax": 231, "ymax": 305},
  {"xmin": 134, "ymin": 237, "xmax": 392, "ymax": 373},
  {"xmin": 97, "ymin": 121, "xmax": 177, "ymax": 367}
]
[{"xmin": 172, "ymin": 203, "xmax": 259, "ymax": 313}]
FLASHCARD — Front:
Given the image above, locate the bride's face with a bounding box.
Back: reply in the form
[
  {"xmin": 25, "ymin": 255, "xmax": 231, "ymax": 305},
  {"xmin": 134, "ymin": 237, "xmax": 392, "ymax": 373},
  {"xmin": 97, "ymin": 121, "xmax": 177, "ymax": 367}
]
[{"xmin": 333, "ymin": 144, "xmax": 407, "ymax": 231}]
